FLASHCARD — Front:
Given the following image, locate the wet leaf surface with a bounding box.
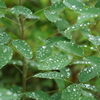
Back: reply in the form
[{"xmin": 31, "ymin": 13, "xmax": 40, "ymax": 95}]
[
  {"xmin": 80, "ymin": 27, "xmax": 91, "ymax": 38},
  {"xmin": 0, "ymin": 45, "xmax": 13, "ymax": 69},
  {"xmin": 61, "ymin": 84, "xmax": 82, "ymax": 100},
  {"xmin": 83, "ymin": 56, "xmax": 100, "ymax": 66},
  {"xmin": 0, "ymin": 1, "xmax": 6, "ymax": 8},
  {"xmin": 63, "ymin": 0, "xmax": 84, "ymax": 10},
  {"xmin": 88, "ymin": 35, "xmax": 100, "ymax": 46},
  {"xmin": 46, "ymin": 37, "xmax": 70, "ymax": 46},
  {"xmin": 0, "ymin": 87, "xmax": 22, "ymax": 100},
  {"xmin": 38, "ymin": 53, "xmax": 70, "ymax": 70},
  {"xmin": 9, "ymin": 60, "xmax": 23, "ymax": 66},
  {"xmin": 56, "ymin": 41, "xmax": 84, "ymax": 57},
  {"xmin": 78, "ymin": 66, "xmax": 100, "ymax": 82},
  {"xmin": 79, "ymin": 96, "xmax": 97, "ymax": 100},
  {"xmin": 34, "ymin": 71, "xmax": 65, "ymax": 79},
  {"xmin": 60, "ymin": 67, "xmax": 71, "ymax": 78},
  {"xmin": 9, "ymin": 6, "xmax": 39, "ymax": 19},
  {"xmin": 44, "ymin": 10, "xmax": 58, "ymax": 22},
  {"xmin": 26, "ymin": 90, "xmax": 50, "ymax": 100},
  {"xmin": 64, "ymin": 22, "xmax": 92, "ymax": 33},
  {"xmin": 50, "ymin": 92, "xmax": 62, "ymax": 100},
  {"xmin": 0, "ymin": 32, "xmax": 11, "ymax": 45},
  {"xmin": 50, "ymin": 2, "xmax": 66, "ymax": 11},
  {"xmin": 12, "ymin": 39, "xmax": 33, "ymax": 59},
  {"xmin": 59, "ymin": 31, "xmax": 72, "ymax": 39},
  {"xmin": 80, "ymin": 83, "xmax": 100, "ymax": 92},
  {"xmin": 36, "ymin": 46, "xmax": 52, "ymax": 62},
  {"xmin": 55, "ymin": 18, "xmax": 69, "ymax": 30}
]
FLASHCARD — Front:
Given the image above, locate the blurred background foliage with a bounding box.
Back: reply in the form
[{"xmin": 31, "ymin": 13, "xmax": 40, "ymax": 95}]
[{"xmin": 0, "ymin": 0, "xmax": 100, "ymax": 98}]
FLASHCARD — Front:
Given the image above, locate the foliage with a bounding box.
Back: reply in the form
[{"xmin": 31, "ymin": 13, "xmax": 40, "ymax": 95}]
[{"xmin": 0, "ymin": 0, "xmax": 100, "ymax": 100}]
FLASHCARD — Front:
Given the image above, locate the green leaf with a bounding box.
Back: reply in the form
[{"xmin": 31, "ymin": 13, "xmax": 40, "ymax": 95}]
[
  {"xmin": 46, "ymin": 37, "xmax": 70, "ymax": 46},
  {"xmin": 79, "ymin": 96, "xmax": 97, "ymax": 100},
  {"xmin": 0, "ymin": 1, "xmax": 7, "ymax": 8},
  {"xmin": 34, "ymin": 71, "xmax": 65, "ymax": 79},
  {"xmin": 51, "ymin": 0, "xmax": 60, "ymax": 4},
  {"xmin": 78, "ymin": 56, "xmax": 100, "ymax": 82},
  {"xmin": 60, "ymin": 67, "xmax": 71, "ymax": 78},
  {"xmin": 50, "ymin": 92, "xmax": 62, "ymax": 100},
  {"xmin": 78, "ymin": 66, "xmax": 100, "ymax": 82},
  {"xmin": 81, "ymin": 90, "xmax": 97, "ymax": 100},
  {"xmin": 76, "ymin": 7, "xmax": 100, "ymax": 22},
  {"xmin": 0, "ymin": 17, "xmax": 12, "ymax": 26},
  {"xmin": 80, "ymin": 83, "xmax": 100, "ymax": 92},
  {"xmin": 64, "ymin": 22, "xmax": 92, "ymax": 33},
  {"xmin": 26, "ymin": 90, "xmax": 50, "ymax": 100},
  {"xmin": 80, "ymin": 27, "xmax": 91, "ymax": 38},
  {"xmin": 76, "ymin": 7, "xmax": 100, "ymax": 15},
  {"xmin": 72, "ymin": 60, "xmax": 91, "ymax": 65},
  {"xmin": 0, "ymin": 32, "xmax": 11, "ymax": 45},
  {"xmin": 63, "ymin": 0, "xmax": 84, "ymax": 10},
  {"xmin": 10, "ymin": 86, "xmax": 22, "ymax": 94},
  {"xmin": 59, "ymin": 31, "xmax": 72, "ymax": 39},
  {"xmin": 88, "ymin": 35, "xmax": 100, "ymax": 46},
  {"xmin": 12, "ymin": 39, "xmax": 33, "ymax": 59},
  {"xmin": 0, "ymin": 27, "xmax": 6, "ymax": 32},
  {"xmin": 0, "ymin": 9, "xmax": 6, "ymax": 18},
  {"xmin": 55, "ymin": 79, "xmax": 65, "ymax": 89},
  {"xmin": 50, "ymin": 2, "xmax": 66, "ymax": 11},
  {"xmin": 9, "ymin": 6, "xmax": 39, "ymax": 19},
  {"xmin": 61, "ymin": 84, "xmax": 82, "ymax": 100},
  {"xmin": 38, "ymin": 53, "xmax": 70, "ymax": 70},
  {"xmin": 9, "ymin": 60, "xmax": 23, "ymax": 66},
  {"xmin": 80, "ymin": 27, "xmax": 100, "ymax": 46},
  {"xmin": 26, "ymin": 60, "xmax": 38, "ymax": 67},
  {"xmin": 77, "ymin": 14, "xmax": 98, "ymax": 23},
  {"xmin": 44, "ymin": 10, "xmax": 58, "ymax": 22},
  {"xmin": 0, "ymin": 87, "xmax": 22, "ymax": 100},
  {"xmin": 83, "ymin": 56, "xmax": 100, "ymax": 66},
  {"xmin": 80, "ymin": 45, "xmax": 97, "ymax": 51},
  {"xmin": 95, "ymin": 0, "xmax": 100, "ymax": 8},
  {"xmin": 55, "ymin": 18, "xmax": 69, "ymax": 30},
  {"xmin": 36, "ymin": 46, "xmax": 52, "ymax": 62},
  {"xmin": 56, "ymin": 41, "xmax": 84, "ymax": 57},
  {"xmin": 0, "ymin": 45, "xmax": 13, "ymax": 69}
]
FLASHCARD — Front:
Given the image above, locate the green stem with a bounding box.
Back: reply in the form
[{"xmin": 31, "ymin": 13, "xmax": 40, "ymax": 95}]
[
  {"xmin": 26, "ymin": 75, "xmax": 33, "ymax": 80},
  {"xmin": 18, "ymin": 0, "xmax": 26, "ymax": 100},
  {"xmin": 5, "ymin": 17, "xmax": 19, "ymax": 25},
  {"xmin": 46, "ymin": 89, "xmax": 60, "ymax": 94},
  {"xmin": 33, "ymin": 6, "xmax": 50, "ymax": 15},
  {"xmin": 24, "ymin": 19, "xmax": 39, "ymax": 30},
  {"xmin": 14, "ymin": 65, "xmax": 23, "ymax": 73},
  {"xmin": 18, "ymin": 0, "xmax": 22, "ymax": 6},
  {"xmin": 95, "ymin": 46, "xmax": 100, "ymax": 58},
  {"xmin": 64, "ymin": 79, "xmax": 74, "ymax": 84},
  {"xmin": 24, "ymin": 6, "xmax": 50, "ymax": 30},
  {"xmin": 22, "ymin": 58, "xmax": 27, "ymax": 100}
]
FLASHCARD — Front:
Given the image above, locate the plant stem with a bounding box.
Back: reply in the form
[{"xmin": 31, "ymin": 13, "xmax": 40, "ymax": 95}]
[
  {"xmin": 5, "ymin": 17, "xmax": 19, "ymax": 25},
  {"xmin": 18, "ymin": 0, "xmax": 26, "ymax": 100},
  {"xmin": 24, "ymin": 19, "xmax": 39, "ymax": 30},
  {"xmin": 33, "ymin": 6, "xmax": 50, "ymax": 15},
  {"xmin": 22, "ymin": 58, "xmax": 26, "ymax": 100},
  {"xmin": 18, "ymin": 0, "xmax": 22, "ymax": 6},
  {"xmin": 26, "ymin": 75, "xmax": 33, "ymax": 80},
  {"xmin": 14, "ymin": 65, "xmax": 23, "ymax": 73}
]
